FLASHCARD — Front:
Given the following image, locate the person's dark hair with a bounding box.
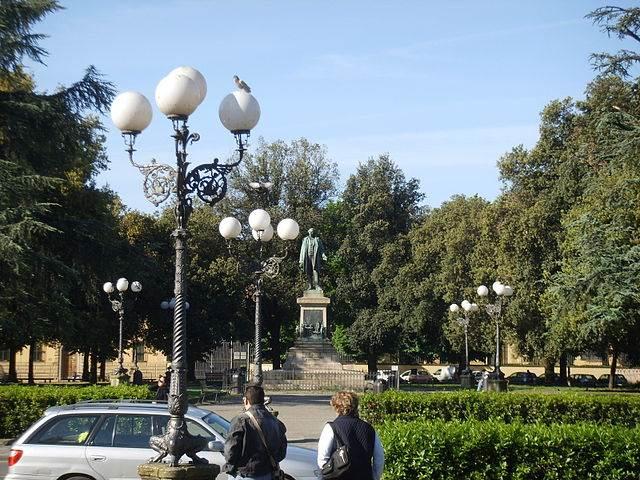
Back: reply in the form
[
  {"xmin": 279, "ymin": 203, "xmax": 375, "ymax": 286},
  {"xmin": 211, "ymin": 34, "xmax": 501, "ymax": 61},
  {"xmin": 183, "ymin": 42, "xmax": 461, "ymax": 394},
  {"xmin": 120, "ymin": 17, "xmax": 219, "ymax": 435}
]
[{"xmin": 244, "ymin": 385, "xmax": 265, "ymax": 405}]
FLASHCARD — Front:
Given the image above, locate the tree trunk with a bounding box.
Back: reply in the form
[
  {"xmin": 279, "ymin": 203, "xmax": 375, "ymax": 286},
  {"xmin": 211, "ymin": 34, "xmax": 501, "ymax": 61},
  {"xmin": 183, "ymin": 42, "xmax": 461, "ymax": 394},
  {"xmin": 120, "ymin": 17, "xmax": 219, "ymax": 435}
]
[
  {"xmin": 8, "ymin": 346, "xmax": 18, "ymax": 382},
  {"xmin": 187, "ymin": 356, "xmax": 196, "ymax": 382},
  {"xmin": 99, "ymin": 358, "xmax": 106, "ymax": 381},
  {"xmin": 367, "ymin": 351, "xmax": 377, "ymax": 373},
  {"xmin": 543, "ymin": 357, "xmax": 555, "ymax": 385},
  {"xmin": 28, "ymin": 342, "xmax": 35, "ymax": 385},
  {"xmin": 609, "ymin": 348, "xmax": 618, "ymax": 390},
  {"xmin": 559, "ymin": 352, "xmax": 568, "ymax": 385},
  {"xmin": 89, "ymin": 352, "xmax": 98, "ymax": 384},
  {"xmin": 82, "ymin": 350, "xmax": 90, "ymax": 381}
]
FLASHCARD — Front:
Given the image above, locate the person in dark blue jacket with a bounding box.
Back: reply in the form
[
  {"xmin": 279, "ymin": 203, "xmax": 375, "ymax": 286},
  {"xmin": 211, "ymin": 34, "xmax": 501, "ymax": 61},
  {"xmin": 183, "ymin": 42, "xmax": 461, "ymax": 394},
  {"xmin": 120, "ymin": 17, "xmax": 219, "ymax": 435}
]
[{"xmin": 317, "ymin": 391, "xmax": 384, "ymax": 480}]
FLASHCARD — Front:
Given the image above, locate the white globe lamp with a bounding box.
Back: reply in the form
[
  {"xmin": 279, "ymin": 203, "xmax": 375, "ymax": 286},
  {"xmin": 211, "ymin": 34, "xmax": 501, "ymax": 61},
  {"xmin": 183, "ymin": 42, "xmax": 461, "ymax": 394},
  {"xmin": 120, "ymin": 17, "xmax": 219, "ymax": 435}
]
[
  {"xmin": 253, "ymin": 223, "xmax": 274, "ymax": 242},
  {"xmin": 248, "ymin": 209, "xmax": 271, "ymax": 231},
  {"xmin": 277, "ymin": 219, "xmax": 300, "ymax": 241},
  {"xmin": 168, "ymin": 66, "xmax": 207, "ymax": 105},
  {"xmin": 219, "ymin": 90, "xmax": 261, "ymax": 133},
  {"xmin": 155, "ymin": 74, "xmax": 201, "ymax": 118},
  {"xmin": 477, "ymin": 285, "xmax": 489, "ymax": 297},
  {"xmin": 116, "ymin": 278, "xmax": 129, "ymax": 292},
  {"xmin": 219, "ymin": 217, "xmax": 242, "ymax": 240},
  {"xmin": 110, "ymin": 91, "xmax": 153, "ymax": 133}
]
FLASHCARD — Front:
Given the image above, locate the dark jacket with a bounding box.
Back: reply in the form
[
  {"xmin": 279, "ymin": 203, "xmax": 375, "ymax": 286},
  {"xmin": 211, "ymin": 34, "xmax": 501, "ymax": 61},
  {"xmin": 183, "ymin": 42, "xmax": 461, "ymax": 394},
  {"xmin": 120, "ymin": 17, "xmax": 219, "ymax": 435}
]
[
  {"xmin": 331, "ymin": 415, "xmax": 375, "ymax": 480},
  {"xmin": 223, "ymin": 404, "xmax": 287, "ymax": 477}
]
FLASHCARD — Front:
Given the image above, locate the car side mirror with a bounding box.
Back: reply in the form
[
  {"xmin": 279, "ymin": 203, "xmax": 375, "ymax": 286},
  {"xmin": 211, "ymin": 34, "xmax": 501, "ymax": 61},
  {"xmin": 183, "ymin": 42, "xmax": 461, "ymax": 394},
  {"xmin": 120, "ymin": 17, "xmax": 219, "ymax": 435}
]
[{"xmin": 207, "ymin": 440, "xmax": 224, "ymax": 452}]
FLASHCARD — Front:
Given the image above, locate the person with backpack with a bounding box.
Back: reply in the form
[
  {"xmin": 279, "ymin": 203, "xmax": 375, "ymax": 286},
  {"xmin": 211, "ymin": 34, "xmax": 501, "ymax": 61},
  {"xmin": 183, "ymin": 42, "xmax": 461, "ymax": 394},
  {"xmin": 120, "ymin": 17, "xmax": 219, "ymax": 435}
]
[
  {"xmin": 223, "ymin": 385, "xmax": 287, "ymax": 480},
  {"xmin": 317, "ymin": 391, "xmax": 384, "ymax": 480}
]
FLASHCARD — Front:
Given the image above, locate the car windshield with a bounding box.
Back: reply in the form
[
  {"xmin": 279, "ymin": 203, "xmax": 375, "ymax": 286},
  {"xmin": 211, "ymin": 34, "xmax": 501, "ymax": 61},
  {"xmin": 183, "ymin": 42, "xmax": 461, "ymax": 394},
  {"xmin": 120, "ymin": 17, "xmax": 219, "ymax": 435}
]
[{"xmin": 202, "ymin": 412, "xmax": 230, "ymax": 439}]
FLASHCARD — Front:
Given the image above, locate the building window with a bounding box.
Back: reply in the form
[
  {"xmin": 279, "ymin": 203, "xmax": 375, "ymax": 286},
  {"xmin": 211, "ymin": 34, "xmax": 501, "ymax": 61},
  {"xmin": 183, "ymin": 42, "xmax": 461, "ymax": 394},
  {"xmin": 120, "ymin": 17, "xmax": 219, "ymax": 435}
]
[
  {"xmin": 30, "ymin": 344, "xmax": 46, "ymax": 362},
  {"xmin": 134, "ymin": 342, "xmax": 146, "ymax": 363},
  {"xmin": 0, "ymin": 349, "xmax": 9, "ymax": 362}
]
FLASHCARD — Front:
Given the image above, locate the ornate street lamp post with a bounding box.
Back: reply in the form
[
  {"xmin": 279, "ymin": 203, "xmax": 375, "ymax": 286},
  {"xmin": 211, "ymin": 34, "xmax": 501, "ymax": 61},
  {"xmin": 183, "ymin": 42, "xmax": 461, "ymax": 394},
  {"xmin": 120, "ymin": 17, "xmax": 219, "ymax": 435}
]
[
  {"xmin": 449, "ymin": 300, "xmax": 479, "ymax": 387},
  {"xmin": 103, "ymin": 277, "xmax": 142, "ymax": 384},
  {"xmin": 219, "ymin": 209, "xmax": 299, "ymax": 386},
  {"xmin": 111, "ymin": 67, "xmax": 260, "ymax": 466},
  {"xmin": 476, "ymin": 281, "xmax": 514, "ymax": 392}
]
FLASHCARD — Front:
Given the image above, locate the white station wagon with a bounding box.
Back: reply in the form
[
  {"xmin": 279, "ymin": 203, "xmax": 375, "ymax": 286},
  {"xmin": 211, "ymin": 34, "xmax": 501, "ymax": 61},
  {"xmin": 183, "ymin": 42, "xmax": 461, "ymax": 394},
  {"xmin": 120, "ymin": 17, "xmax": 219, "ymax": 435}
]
[{"xmin": 6, "ymin": 400, "xmax": 319, "ymax": 480}]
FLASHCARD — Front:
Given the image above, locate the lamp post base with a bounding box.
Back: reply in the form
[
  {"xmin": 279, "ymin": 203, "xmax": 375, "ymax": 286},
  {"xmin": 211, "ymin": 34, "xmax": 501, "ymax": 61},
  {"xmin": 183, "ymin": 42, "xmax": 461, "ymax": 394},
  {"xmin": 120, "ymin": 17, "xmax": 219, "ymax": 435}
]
[
  {"xmin": 486, "ymin": 378, "xmax": 508, "ymax": 392},
  {"xmin": 460, "ymin": 372, "xmax": 475, "ymax": 389},
  {"xmin": 138, "ymin": 463, "xmax": 220, "ymax": 480}
]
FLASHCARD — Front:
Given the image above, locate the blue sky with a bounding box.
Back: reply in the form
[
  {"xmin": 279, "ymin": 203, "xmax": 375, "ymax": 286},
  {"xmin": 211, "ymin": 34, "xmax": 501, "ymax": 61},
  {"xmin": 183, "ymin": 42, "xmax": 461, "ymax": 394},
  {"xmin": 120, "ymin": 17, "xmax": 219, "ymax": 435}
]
[{"xmin": 26, "ymin": 1, "xmax": 635, "ymax": 212}]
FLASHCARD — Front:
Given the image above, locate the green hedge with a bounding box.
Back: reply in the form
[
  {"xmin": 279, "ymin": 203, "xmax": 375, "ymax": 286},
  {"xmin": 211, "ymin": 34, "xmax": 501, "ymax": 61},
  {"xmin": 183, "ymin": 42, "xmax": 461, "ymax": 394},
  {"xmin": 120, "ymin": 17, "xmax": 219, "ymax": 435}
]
[
  {"xmin": 0, "ymin": 384, "xmax": 153, "ymax": 438},
  {"xmin": 379, "ymin": 420, "xmax": 640, "ymax": 480},
  {"xmin": 361, "ymin": 390, "xmax": 640, "ymax": 426}
]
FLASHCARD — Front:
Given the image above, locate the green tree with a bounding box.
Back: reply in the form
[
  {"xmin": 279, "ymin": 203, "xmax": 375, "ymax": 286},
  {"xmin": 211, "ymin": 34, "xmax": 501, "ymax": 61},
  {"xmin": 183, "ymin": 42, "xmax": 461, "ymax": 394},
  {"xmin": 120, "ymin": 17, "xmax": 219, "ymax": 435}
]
[
  {"xmin": 0, "ymin": 0, "xmax": 116, "ymax": 383},
  {"xmin": 588, "ymin": 5, "xmax": 640, "ymax": 78},
  {"xmin": 548, "ymin": 76, "xmax": 640, "ymax": 389},
  {"xmin": 332, "ymin": 154, "xmax": 423, "ymax": 371}
]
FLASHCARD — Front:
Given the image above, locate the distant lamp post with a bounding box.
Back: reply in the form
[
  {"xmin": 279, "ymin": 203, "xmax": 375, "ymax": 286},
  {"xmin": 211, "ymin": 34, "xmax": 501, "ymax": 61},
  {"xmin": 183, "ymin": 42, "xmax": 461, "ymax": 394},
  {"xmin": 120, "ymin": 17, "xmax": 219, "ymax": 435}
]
[
  {"xmin": 477, "ymin": 281, "xmax": 514, "ymax": 392},
  {"xmin": 103, "ymin": 278, "xmax": 142, "ymax": 384},
  {"xmin": 111, "ymin": 67, "xmax": 260, "ymax": 466},
  {"xmin": 220, "ymin": 210, "xmax": 299, "ymax": 386},
  {"xmin": 449, "ymin": 300, "xmax": 479, "ymax": 387}
]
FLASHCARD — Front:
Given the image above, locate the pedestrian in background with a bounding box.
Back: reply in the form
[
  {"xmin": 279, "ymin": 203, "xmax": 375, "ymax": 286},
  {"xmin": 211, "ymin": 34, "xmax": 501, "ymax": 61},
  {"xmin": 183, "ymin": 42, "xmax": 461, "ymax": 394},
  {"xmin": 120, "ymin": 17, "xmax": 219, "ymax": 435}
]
[
  {"xmin": 155, "ymin": 375, "xmax": 168, "ymax": 401},
  {"xmin": 318, "ymin": 391, "xmax": 384, "ymax": 480}
]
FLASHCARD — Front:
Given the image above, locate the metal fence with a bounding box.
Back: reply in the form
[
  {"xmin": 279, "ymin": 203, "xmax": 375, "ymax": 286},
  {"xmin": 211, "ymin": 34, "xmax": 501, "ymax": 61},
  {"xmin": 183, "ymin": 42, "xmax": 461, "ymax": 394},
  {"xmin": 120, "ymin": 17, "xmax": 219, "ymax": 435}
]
[{"xmin": 262, "ymin": 369, "xmax": 370, "ymax": 391}]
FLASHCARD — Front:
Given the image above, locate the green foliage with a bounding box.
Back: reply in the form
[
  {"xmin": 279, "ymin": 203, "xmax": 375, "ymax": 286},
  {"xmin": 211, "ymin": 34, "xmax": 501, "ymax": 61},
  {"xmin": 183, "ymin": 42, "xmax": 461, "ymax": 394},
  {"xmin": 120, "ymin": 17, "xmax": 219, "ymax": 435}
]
[
  {"xmin": 0, "ymin": 0, "xmax": 61, "ymax": 73},
  {"xmin": 0, "ymin": 384, "xmax": 153, "ymax": 437},
  {"xmin": 331, "ymin": 155, "xmax": 424, "ymax": 370},
  {"xmin": 360, "ymin": 390, "xmax": 640, "ymax": 427},
  {"xmin": 587, "ymin": 6, "xmax": 640, "ymax": 78},
  {"xmin": 378, "ymin": 419, "xmax": 640, "ymax": 480}
]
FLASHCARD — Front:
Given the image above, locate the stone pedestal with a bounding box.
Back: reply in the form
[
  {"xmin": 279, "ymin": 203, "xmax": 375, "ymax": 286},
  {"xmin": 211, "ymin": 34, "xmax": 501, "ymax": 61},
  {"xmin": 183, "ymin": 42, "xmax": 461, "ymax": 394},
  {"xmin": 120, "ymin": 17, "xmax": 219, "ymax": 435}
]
[
  {"xmin": 296, "ymin": 289, "xmax": 330, "ymax": 339},
  {"xmin": 138, "ymin": 463, "xmax": 220, "ymax": 480},
  {"xmin": 486, "ymin": 378, "xmax": 508, "ymax": 392}
]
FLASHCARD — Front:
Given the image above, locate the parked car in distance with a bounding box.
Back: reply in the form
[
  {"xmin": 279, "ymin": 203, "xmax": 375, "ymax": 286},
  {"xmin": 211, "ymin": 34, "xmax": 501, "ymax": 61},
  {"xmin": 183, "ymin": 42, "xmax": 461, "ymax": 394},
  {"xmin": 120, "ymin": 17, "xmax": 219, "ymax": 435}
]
[
  {"xmin": 399, "ymin": 368, "xmax": 436, "ymax": 384},
  {"xmin": 506, "ymin": 371, "xmax": 538, "ymax": 385},
  {"xmin": 568, "ymin": 373, "xmax": 598, "ymax": 388},
  {"xmin": 6, "ymin": 400, "xmax": 319, "ymax": 480},
  {"xmin": 537, "ymin": 372, "xmax": 567, "ymax": 386},
  {"xmin": 597, "ymin": 373, "xmax": 629, "ymax": 387},
  {"xmin": 432, "ymin": 366, "xmax": 457, "ymax": 382}
]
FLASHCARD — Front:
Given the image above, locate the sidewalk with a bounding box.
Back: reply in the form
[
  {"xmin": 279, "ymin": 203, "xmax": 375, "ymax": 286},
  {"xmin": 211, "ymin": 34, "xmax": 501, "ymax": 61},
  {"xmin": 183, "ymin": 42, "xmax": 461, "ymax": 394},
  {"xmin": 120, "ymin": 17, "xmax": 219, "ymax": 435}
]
[{"xmin": 202, "ymin": 392, "xmax": 335, "ymax": 450}]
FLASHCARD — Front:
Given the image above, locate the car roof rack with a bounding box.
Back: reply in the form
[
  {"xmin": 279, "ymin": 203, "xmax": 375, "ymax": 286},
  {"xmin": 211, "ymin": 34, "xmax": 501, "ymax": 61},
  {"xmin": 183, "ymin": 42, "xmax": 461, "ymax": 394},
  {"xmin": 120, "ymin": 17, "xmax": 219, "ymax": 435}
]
[{"xmin": 77, "ymin": 399, "xmax": 167, "ymax": 405}]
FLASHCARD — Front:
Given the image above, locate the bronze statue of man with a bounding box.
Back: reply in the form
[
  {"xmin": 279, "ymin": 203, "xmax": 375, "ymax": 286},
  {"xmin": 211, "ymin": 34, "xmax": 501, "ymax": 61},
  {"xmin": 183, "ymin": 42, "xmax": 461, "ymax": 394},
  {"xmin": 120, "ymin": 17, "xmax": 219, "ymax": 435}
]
[{"xmin": 299, "ymin": 228, "xmax": 327, "ymax": 290}]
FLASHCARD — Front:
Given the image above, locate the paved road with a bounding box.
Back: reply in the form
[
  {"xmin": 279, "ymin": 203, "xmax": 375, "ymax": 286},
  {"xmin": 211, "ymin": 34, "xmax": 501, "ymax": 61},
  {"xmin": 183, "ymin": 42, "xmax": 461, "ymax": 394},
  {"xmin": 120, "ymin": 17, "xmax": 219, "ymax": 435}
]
[
  {"xmin": 0, "ymin": 393, "xmax": 335, "ymax": 479},
  {"xmin": 1, "ymin": 440, "xmax": 9, "ymax": 479},
  {"xmin": 202, "ymin": 393, "xmax": 335, "ymax": 450}
]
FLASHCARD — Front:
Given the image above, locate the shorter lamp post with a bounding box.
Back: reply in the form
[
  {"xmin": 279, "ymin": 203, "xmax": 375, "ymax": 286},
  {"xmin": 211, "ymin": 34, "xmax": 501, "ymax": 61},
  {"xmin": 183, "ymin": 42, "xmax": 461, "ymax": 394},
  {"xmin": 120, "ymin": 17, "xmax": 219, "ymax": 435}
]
[
  {"xmin": 103, "ymin": 278, "xmax": 142, "ymax": 384},
  {"xmin": 449, "ymin": 300, "xmax": 479, "ymax": 387},
  {"xmin": 476, "ymin": 281, "xmax": 513, "ymax": 392},
  {"xmin": 219, "ymin": 210, "xmax": 299, "ymax": 386}
]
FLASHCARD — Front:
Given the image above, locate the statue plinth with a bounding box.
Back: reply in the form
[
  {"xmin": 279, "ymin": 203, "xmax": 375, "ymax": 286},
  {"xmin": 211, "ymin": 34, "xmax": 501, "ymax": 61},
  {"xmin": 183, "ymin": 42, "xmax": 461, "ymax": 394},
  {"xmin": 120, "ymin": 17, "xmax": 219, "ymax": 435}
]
[
  {"xmin": 137, "ymin": 463, "xmax": 219, "ymax": 480},
  {"xmin": 296, "ymin": 289, "xmax": 330, "ymax": 340}
]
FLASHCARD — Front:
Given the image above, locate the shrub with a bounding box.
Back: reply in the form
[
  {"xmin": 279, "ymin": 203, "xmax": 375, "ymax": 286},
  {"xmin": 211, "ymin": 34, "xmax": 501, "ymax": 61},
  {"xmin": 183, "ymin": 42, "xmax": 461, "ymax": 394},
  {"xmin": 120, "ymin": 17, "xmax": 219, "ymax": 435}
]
[
  {"xmin": 378, "ymin": 420, "xmax": 640, "ymax": 480},
  {"xmin": 0, "ymin": 384, "xmax": 153, "ymax": 438},
  {"xmin": 360, "ymin": 390, "xmax": 640, "ymax": 426}
]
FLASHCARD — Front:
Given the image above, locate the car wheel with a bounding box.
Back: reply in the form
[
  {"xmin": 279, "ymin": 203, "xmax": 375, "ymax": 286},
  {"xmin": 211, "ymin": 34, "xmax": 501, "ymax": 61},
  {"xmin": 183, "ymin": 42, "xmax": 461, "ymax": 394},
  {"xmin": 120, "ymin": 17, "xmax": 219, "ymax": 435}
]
[{"xmin": 62, "ymin": 476, "xmax": 96, "ymax": 480}]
